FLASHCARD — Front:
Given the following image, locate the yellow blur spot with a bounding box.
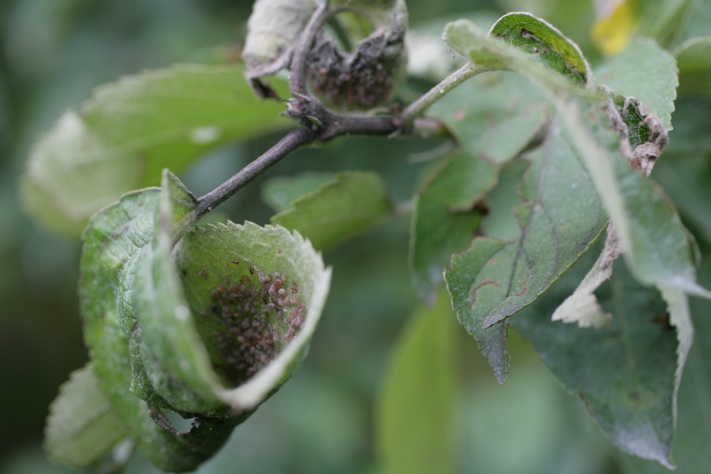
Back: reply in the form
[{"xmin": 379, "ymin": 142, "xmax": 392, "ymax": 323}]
[{"xmin": 592, "ymin": 0, "xmax": 635, "ymax": 55}]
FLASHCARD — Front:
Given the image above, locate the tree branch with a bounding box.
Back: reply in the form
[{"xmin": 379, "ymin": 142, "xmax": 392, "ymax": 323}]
[
  {"xmin": 288, "ymin": 2, "xmax": 334, "ymax": 96},
  {"xmin": 398, "ymin": 62, "xmax": 492, "ymax": 131},
  {"xmin": 194, "ymin": 128, "xmax": 317, "ymax": 221},
  {"xmin": 192, "ymin": 4, "xmax": 483, "ymax": 224}
]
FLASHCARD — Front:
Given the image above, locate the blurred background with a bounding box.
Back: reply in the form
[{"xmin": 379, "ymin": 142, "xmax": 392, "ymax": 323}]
[{"xmin": 1, "ymin": 0, "xmax": 709, "ymax": 473}]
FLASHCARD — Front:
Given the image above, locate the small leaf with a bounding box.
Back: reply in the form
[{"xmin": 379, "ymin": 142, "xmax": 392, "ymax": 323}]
[
  {"xmin": 271, "ymin": 171, "xmax": 393, "ymax": 250},
  {"xmin": 429, "ymin": 72, "xmax": 551, "ymax": 165},
  {"xmin": 445, "ymin": 127, "xmax": 608, "ymax": 382},
  {"xmin": 410, "ymin": 151, "xmax": 491, "ymax": 303},
  {"xmin": 22, "ymin": 64, "xmax": 289, "ymax": 236},
  {"xmin": 595, "ymin": 37, "xmax": 678, "ymax": 129},
  {"xmin": 675, "ymin": 37, "xmax": 711, "ymax": 96},
  {"xmin": 513, "ymin": 261, "xmax": 679, "ymax": 469},
  {"xmin": 443, "ymin": 19, "xmax": 592, "ymax": 100},
  {"xmin": 44, "ymin": 364, "xmax": 127, "ymax": 469},
  {"xmin": 489, "ymin": 11, "xmax": 591, "ymax": 86},
  {"xmin": 261, "ymin": 172, "xmax": 336, "ymax": 213},
  {"xmin": 376, "ymin": 291, "xmax": 458, "ymax": 474}
]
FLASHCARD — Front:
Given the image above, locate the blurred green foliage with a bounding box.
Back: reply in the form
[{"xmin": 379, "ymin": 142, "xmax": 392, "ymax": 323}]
[{"xmin": 2, "ymin": 0, "xmax": 710, "ymax": 473}]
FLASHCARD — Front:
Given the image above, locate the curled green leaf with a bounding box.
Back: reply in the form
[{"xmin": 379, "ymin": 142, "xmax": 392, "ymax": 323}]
[
  {"xmin": 79, "ymin": 170, "xmax": 331, "ymax": 471},
  {"xmin": 489, "ymin": 12, "xmax": 591, "ymax": 86}
]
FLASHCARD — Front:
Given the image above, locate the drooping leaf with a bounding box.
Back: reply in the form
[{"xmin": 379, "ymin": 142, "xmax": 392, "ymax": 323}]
[
  {"xmin": 44, "ymin": 364, "xmax": 127, "ymax": 470},
  {"xmin": 127, "ymin": 172, "xmax": 223, "ymax": 414},
  {"xmin": 513, "ymin": 261, "xmax": 679, "ymax": 469},
  {"xmin": 21, "ymin": 63, "xmax": 289, "ymax": 236},
  {"xmin": 411, "ymin": 72, "xmax": 551, "ymax": 302},
  {"xmin": 270, "ymin": 171, "xmax": 393, "ymax": 250},
  {"xmin": 445, "ymin": 127, "xmax": 608, "ymax": 382},
  {"xmin": 595, "ymin": 37, "xmax": 678, "ymax": 129},
  {"xmin": 376, "ymin": 291, "xmax": 458, "ymax": 474},
  {"xmin": 675, "ymin": 37, "xmax": 711, "ymax": 96},
  {"xmin": 619, "ymin": 290, "xmax": 711, "ymax": 473}
]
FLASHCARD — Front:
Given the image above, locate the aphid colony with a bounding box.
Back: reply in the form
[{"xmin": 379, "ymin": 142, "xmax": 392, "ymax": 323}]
[{"xmin": 206, "ymin": 264, "xmax": 305, "ymax": 385}]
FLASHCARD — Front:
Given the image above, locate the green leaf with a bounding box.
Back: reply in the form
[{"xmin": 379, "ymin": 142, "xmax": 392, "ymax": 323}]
[
  {"xmin": 675, "ymin": 37, "xmax": 711, "ymax": 96},
  {"xmin": 428, "ymin": 72, "xmax": 551, "ymax": 164},
  {"xmin": 376, "ymin": 291, "xmax": 458, "ymax": 474},
  {"xmin": 595, "ymin": 37, "xmax": 678, "ymax": 129},
  {"xmin": 654, "ymin": 135, "xmax": 711, "ymax": 245},
  {"xmin": 80, "ymin": 184, "xmax": 238, "ymax": 472},
  {"xmin": 175, "ymin": 221, "xmax": 332, "ymax": 410},
  {"xmin": 489, "ymin": 12, "xmax": 591, "ymax": 86},
  {"xmin": 44, "ymin": 364, "xmax": 127, "ymax": 470},
  {"xmin": 445, "ymin": 128, "xmax": 608, "ymax": 383},
  {"xmin": 513, "ymin": 261, "xmax": 678, "ymax": 469},
  {"xmin": 410, "ymin": 151, "xmax": 489, "ymax": 304},
  {"xmin": 619, "ymin": 293, "xmax": 711, "ymax": 473},
  {"xmin": 559, "ymin": 101, "xmax": 710, "ymax": 299},
  {"xmin": 443, "ymin": 18, "xmax": 597, "ymax": 117},
  {"xmin": 270, "ymin": 171, "xmax": 393, "ymax": 250},
  {"xmin": 411, "ymin": 72, "xmax": 551, "ymax": 302},
  {"xmin": 21, "ymin": 63, "xmax": 289, "ymax": 236},
  {"xmin": 128, "ymin": 171, "xmax": 223, "ymax": 414},
  {"xmin": 261, "ymin": 172, "xmax": 337, "ymax": 213},
  {"xmin": 636, "ymin": 0, "xmax": 695, "ymax": 47},
  {"xmin": 79, "ymin": 169, "xmax": 331, "ymax": 471}
]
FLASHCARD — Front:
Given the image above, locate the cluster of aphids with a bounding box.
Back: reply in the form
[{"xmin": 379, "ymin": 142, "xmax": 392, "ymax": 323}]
[{"xmin": 208, "ymin": 263, "xmax": 306, "ymax": 385}]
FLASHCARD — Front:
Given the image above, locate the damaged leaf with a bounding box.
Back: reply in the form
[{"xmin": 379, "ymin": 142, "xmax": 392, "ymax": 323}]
[
  {"xmin": 445, "ymin": 129, "xmax": 607, "ymax": 383},
  {"xmin": 243, "ymin": 0, "xmax": 317, "ymax": 81},
  {"xmin": 80, "ymin": 170, "xmax": 330, "ymax": 470}
]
